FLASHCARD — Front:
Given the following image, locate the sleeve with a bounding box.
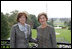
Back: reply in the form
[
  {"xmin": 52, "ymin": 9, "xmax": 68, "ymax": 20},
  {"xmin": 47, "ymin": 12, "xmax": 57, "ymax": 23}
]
[
  {"xmin": 10, "ymin": 26, "xmax": 16, "ymax": 48},
  {"xmin": 50, "ymin": 27, "xmax": 57, "ymax": 48}
]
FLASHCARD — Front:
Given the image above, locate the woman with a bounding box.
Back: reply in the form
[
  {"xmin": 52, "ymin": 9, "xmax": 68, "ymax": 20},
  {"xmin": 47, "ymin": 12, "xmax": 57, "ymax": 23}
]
[
  {"xmin": 36, "ymin": 12, "xmax": 57, "ymax": 48},
  {"xmin": 10, "ymin": 12, "xmax": 35, "ymax": 48}
]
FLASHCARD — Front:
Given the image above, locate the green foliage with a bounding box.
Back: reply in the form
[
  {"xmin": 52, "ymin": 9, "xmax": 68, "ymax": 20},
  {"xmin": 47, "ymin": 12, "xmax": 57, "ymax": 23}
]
[
  {"xmin": 47, "ymin": 21, "xmax": 54, "ymax": 27},
  {"xmin": 64, "ymin": 21, "xmax": 71, "ymax": 30},
  {"xmin": 8, "ymin": 10, "xmax": 18, "ymax": 27},
  {"xmin": 26, "ymin": 14, "xmax": 34, "ymax": 28},
  {"xmin": 1, "ymin": 12, "xmax": 10, "ymax": 39},
  {"xmin": 1, "ymin": 10, "xmax": 40, "ymax": 39},
  {"xmin": 47, "ymin": 18, "xmax": 54, "ymax": 27},
  {"xmin": 29, "ymin": 14, "xmax": 40, "ymax": 29}
]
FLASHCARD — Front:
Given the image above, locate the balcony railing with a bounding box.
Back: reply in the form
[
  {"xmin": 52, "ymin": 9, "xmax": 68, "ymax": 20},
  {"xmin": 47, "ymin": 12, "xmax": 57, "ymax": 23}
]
[
  {"xmin": 1, "ymin": 40, "xmax": 71, "ymax": 48},
  {"xmin": 1, "ymin": 40, "xmax": 10, "ymax": 48}
]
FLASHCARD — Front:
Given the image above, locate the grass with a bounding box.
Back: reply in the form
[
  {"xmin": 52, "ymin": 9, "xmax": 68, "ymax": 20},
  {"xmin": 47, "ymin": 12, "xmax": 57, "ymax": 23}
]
[
  {"xmin": 54, "ymin": 22, "xmax": 65, "ymax": 27},
  {"xmin": 31, "ymin": 29, "xmax": 37, "ymax": 39},
  {"xmin": 55, "ymin": 29, "xmax": 71, "ymax": 43},
  {"xmin": 31, "ymin": 29, "xmax": 71, "ymax": 43},
  {"xmin": 29, "ymin": 29, "xmax": 37, "ymax": 48}
]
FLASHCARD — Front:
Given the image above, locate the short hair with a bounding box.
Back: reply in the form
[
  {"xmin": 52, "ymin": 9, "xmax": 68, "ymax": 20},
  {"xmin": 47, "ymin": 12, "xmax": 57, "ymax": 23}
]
[
  {"xmin": 17, "ymin": 12, "xmax": 27, "ymax": 22},
  {"xmin": 38, "ymin": 12, "xmax": 48, "ymax": 22}
]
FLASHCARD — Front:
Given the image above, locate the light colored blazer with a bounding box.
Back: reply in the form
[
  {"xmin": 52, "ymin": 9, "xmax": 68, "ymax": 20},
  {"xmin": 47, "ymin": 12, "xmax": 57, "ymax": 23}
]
[
  {"xmin": 10, "ymin": 24, "xmax": 34, "ymax": 48},
  {"xmin": 36, "ymin": 25, "xmax": 57, "ymax": 48}
]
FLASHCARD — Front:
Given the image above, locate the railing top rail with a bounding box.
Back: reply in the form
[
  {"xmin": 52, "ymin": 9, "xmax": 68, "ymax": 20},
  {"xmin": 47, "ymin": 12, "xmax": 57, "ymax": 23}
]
[{"xmin": 1, "ymin": 40, "xmax": 71, "ymax": 45}]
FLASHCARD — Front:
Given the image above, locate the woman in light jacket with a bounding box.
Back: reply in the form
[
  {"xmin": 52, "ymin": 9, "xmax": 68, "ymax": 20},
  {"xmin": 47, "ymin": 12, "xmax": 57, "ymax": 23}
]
[
  {"xmin": 36, "ymin": 12, "xmax": 57, "ymax": 48},
  {"xmin": 10, "ymin": 12, "xmax": 35, "ymax": 48}
]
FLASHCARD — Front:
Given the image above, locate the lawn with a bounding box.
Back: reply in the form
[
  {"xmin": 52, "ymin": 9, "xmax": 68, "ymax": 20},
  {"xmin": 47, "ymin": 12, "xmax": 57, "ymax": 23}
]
[
  {"xmin": 31, "ymin": 29, "xmax": 37, "ymax": 39},
  {"xmin": 55, "ymin": 29, "xmax": 71, "ymax": 43},
  {"xmin": 31, "ymin": 29, "xmax": 71, "ymax": 43}
]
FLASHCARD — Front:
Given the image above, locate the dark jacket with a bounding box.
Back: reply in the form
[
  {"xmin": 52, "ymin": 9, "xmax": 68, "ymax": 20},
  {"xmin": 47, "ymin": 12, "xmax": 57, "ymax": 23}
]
[{"xmin": 10, "ymin": 24, "xmax": 35, "ymax": 48}]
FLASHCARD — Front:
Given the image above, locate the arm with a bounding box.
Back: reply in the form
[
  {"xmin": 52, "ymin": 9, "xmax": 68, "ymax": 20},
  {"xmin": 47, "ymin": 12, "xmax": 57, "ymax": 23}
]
[
  {"xmin": 50, "ymin": 27, "xmax": 57, "ymax": 48},
  {"xmin": 10, "ymin": 26, "xmax": 16, "ymax": 48}
]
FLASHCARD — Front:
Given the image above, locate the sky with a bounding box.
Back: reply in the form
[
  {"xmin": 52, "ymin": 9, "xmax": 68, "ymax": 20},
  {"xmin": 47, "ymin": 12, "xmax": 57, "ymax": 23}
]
[{"xmin": 1, "ymin": 1, "xmax": 71, "ymax": 18}]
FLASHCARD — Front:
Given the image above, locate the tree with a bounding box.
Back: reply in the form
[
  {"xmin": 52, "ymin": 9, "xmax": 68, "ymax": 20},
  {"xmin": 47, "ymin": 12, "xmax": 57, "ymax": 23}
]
[
  {"xmin": 68, "ymin": 21, "xmax": 71, "ymax": 30},
  {"xmin": 48, "ymin": 18, "xmax": 54, "ymax": 27},
  {"xmin": 8, "ymin": 10, "xmax": 19, "ymax": 27},
  {"xmin": 26, "ymin": 15, "xmax": 34, "ymax": 28},
  {"xmin": 29, "ymin": 14, "xmax": 40, "ymax": 29},
  {"xmin": 1, "ymin": 12, "xmax": 10, "ymax": 39},
  {"xmin": 64, "ymin": 20, "xmax": 71, "ymax": 30}
]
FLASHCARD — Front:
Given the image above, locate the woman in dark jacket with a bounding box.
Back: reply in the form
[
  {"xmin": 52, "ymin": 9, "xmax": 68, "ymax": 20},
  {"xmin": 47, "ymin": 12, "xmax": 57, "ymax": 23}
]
[
  {"xmin": 10, "ymin": 12, "xmax": 35, "ymax": 48},
  {"xmin": 36, "ymin": 12, "xmax": 57, "ymax": 48}
]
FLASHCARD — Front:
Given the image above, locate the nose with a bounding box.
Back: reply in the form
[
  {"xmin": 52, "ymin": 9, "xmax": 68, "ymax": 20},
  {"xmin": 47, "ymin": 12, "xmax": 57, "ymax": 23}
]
[{"xmin": 41, "ymin": 18, "xmax": 44, "ymax": 21}]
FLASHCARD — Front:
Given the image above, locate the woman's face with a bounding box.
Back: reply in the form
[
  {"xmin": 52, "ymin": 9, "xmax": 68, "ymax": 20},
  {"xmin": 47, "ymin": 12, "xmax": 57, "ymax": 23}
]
[
  {"xmin": 39, "ymin": 15, "xmax": 47, "ymax": 25},
  {"xmin": 19, "ymin": 15, "xmax": 26, "ymax": 24}
]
